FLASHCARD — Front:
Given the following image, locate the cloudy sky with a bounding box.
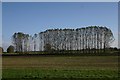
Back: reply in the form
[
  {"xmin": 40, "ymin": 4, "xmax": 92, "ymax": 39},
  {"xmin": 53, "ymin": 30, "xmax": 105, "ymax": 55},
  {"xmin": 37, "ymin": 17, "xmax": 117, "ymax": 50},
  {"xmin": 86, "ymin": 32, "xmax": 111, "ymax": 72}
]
[{"xmin": 2, "ymin": 2, "xmax": 118, "ymax": 51}]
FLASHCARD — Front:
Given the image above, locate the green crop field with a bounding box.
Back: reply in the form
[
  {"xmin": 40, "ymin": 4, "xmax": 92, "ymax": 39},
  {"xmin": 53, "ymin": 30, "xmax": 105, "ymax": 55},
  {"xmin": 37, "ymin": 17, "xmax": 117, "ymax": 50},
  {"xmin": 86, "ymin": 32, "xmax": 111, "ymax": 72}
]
[{"xmin": 2, "ymin": 55, "xmax": 119, "ymax": 80}]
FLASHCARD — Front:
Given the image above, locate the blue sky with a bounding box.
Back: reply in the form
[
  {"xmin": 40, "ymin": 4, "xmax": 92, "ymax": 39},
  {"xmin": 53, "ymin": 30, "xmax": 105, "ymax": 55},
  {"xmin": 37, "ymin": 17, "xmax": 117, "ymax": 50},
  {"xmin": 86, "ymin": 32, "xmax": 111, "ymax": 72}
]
[
  {"xmin": 2, "ymin": 2, "xmax": 118, "ymax": 50},
  {"xmin": 0, "ymin": 2, "xmax": 2, "ymax": 47}
]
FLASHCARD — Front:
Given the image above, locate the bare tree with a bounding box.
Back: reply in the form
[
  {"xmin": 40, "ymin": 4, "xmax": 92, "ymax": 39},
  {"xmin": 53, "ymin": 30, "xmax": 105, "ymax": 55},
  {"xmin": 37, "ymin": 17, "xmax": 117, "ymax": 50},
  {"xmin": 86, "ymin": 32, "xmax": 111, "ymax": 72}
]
[{"xmin": 12, "ymin": 26, "xmax": 114, "ymax": 54}]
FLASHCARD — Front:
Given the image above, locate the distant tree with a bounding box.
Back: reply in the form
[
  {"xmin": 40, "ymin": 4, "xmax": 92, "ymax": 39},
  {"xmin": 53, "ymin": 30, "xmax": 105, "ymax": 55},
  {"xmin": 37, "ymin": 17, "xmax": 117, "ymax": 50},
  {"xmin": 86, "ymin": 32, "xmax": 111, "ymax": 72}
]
[
  {"xmin": 12, "ymin": 32, "xmax": 30, "ymax": 53},
  {"xmin": 23, "ymin": 34, "xmax": 29, "ymax": 52},
  {"xmin": 113, "ymin": 47, "xmax": 118, "ymax": 50},
  {"xmin": 11, "ymin": 26, "xmax": 114, "ymax": 54},
  {"xmin": 44, "ymin": 43, "xmax": 52, "ymax": 51},
  {"xmin": 0, "ymin": 47, "xmax": 4, "ymax": 53},
  {"xmin": 33, "ymin": 33, "xmax": 37, "ymax": 51},
  {"xmin": 7, "ymin": 45, "xmax": 14, "ymax": 53},
  {"xmin": 12, "ymin": 32, "xmax": 24, "ymax": 52}
]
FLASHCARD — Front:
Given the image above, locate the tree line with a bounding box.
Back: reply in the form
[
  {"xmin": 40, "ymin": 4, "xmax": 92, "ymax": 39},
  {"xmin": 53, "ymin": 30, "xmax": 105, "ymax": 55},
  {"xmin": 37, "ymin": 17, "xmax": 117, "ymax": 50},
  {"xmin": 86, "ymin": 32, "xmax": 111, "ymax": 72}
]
[{"xmin": 12, "ymin": 26, "xmax": 115, "ymax": 53}]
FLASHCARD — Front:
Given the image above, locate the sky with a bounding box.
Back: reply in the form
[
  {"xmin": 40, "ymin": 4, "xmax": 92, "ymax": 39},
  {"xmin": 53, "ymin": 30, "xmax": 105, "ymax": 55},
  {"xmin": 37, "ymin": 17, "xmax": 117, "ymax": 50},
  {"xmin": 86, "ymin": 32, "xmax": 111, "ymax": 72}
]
[
  {"xmin": 0, "ymin": 2, "xmax": 2, "ymax": 47},
  {"xmin": 2, "ymin": 2, "xmax": 118, "ymax": 51},
  {"xmin": 1, "ymin": 0, "xmax": 120, "ymax": 2},
  {"xmin": 118, "ymin": 2, "xmax": 120, "ymax": 48}
]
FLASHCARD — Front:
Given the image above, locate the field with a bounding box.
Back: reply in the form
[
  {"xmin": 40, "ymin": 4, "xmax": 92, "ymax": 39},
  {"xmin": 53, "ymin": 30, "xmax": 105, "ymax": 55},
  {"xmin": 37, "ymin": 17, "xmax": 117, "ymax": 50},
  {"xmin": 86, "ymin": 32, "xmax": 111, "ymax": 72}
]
[{"xmin": 2, "ymin": 55, "xmax": 119, "ymax": 80}]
